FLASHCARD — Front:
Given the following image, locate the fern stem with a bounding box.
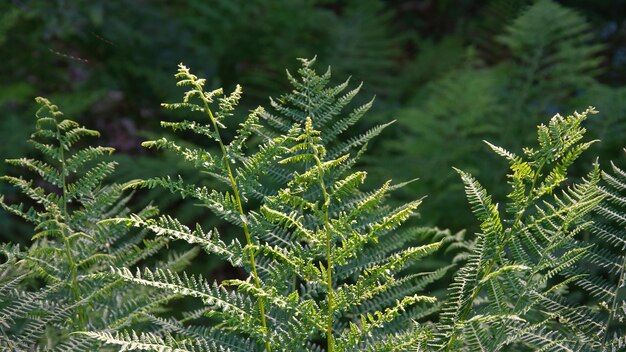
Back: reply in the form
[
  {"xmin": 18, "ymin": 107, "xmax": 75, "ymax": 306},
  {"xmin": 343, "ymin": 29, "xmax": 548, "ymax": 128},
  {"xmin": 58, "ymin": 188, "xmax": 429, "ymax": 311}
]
[
  {"xmin": 56, "ymin": 123, "xmax": 84, "ymax": 329},
  {"xmin": 605, "ymin": 253, "xmax": 626, "ymax": 345},
  {"xmin": 308, "ymin": 125, "xmax": 335, "ymax": 352},
  {"xmin": 197, "ymin": 85, "xmax": 272, "ymax": 352}
]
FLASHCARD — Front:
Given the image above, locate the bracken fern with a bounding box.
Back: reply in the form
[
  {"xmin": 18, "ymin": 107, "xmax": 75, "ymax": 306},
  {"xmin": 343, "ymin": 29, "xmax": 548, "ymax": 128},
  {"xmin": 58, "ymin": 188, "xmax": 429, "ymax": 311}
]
[
  {"xmin": 84, "ymin": 61, "xmax": 449, "ymax": 351},
  {"xmin": 434, "ymin": 107, "xmax": 612, "ymax": 351},
  {"xmin": 0, "ymin": 98, "xmax": 190, "ymax": 351},
  {"xmin": 1, "ymin": 58, "xmax": 625, "ymax": 352}
]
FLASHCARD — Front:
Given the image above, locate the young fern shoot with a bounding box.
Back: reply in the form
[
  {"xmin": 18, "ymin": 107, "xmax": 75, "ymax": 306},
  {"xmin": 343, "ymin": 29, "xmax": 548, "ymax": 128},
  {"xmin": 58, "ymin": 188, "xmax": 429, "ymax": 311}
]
[{"xmin": 124, "ymin": 63, "xmax": 272, "ymax": 351}]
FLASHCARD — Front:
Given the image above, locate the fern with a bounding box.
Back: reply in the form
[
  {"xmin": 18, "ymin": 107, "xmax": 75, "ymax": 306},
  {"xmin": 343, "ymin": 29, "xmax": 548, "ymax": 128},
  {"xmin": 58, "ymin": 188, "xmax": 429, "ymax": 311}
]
[
  {"xmin": 435, "ymin": 107, "xmax": 606, "ymax": 351},
  {"xmin": 3, "ymin": 55, "xmax": 625, "ymax": 352},
  {"xmin": 89, "ymin": 62, "xmax": 448, "ymax": 351},
  {"xmin": 258, "ymin": 57, "xmax": 387, "ymax": 158},
  {"xmin": 0, "ymin": 98, "xmax": 183, "ymax": 351}
]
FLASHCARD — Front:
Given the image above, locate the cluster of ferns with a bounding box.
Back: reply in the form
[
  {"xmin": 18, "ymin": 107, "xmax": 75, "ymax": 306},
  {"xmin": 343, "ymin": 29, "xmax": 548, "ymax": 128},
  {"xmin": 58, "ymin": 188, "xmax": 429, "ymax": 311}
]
[{"xmin": 0, "ymin": 57, "xmax": 625, "ymax": 352}]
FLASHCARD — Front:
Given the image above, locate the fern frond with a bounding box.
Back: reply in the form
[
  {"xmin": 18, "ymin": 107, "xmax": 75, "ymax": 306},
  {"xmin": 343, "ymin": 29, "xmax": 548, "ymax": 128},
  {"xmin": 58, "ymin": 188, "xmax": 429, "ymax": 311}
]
[
  {"xmin": 81, "ymin": 330, "xmax": 206, "ymax": 352},
  {"xmin": 0, "ymin": 98, "xmax": 171, "ymax": 350},
  {"xmin": 438, "ymin": 107, "xmax": 604, "ymax": 351},
  {"xmin": 113, "ymin": 214, "xmax": 244, "ymax": 268}
]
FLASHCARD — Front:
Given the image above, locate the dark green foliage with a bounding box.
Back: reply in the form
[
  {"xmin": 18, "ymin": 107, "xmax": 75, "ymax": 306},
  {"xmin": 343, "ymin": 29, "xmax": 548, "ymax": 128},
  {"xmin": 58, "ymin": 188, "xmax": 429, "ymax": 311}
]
[
  {"xmin": 0, "ymin": 99, "xmax": 188, "ymax": 351},
  {"xmin": 377, "ymin": 0, "xmax": 623, "ymax": 231}
]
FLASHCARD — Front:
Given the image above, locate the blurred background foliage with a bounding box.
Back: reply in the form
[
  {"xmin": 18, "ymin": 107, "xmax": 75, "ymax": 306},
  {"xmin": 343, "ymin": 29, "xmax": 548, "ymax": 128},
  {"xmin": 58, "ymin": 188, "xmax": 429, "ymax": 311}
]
[{"xmin": 1, "ymin": 0, "xmax": 625, "ymax": 248}]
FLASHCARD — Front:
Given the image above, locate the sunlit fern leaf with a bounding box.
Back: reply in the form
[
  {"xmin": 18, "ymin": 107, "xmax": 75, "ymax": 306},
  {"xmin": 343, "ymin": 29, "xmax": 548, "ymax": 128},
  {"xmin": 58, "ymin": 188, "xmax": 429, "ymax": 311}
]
[
  {"xmin": 97, "ymin": 64, "xmax": 447, "ymax": 351},
  {"xmin": 435, "ymin": 107, "xmax": 604, "ymax": 351},
  {"xmin": 0, "ymin": 98, "xmax": 178, "ymax": 350},
  {"xmin": 259, "ymin": 57, "xmax": 388, "ymax": 162},
  {"xmin": 81, "ymin": 330, "xmax": 213, "ymax": 352}
]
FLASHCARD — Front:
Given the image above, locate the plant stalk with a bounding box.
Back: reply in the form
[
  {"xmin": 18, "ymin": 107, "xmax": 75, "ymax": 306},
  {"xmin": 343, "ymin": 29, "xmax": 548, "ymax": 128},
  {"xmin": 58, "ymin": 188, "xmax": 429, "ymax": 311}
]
[
  {"xmin": 308, "ymin": 126, "xmax": 334, "ymax": 352},
  {"xmin": 605, "ymin": 253, "xmax": 626, "ymax": 345},
  {"xmin": 197, "ymin": 86, "xmax": 271, "ymax": 352},
  {"xmin": 57, "ymin": 124, "xmax": 84, "ymax": 328}
]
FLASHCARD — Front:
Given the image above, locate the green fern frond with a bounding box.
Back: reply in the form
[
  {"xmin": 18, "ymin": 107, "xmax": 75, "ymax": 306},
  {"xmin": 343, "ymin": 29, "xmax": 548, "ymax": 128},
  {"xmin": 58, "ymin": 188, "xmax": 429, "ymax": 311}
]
[
  {"xmin": 0, "ymin": 98, "xmax": 175, "ymax": 350},
  {"xmin": 93, "ymin": 62, "xmax": 446, "ymax": 352},
  {"xmin": 437, "ymin": 107, "xmax": 604, "ymax": 351},
  {"xmin": 81, "ymin": 330, "xmax": 208, "ymax": 352}
]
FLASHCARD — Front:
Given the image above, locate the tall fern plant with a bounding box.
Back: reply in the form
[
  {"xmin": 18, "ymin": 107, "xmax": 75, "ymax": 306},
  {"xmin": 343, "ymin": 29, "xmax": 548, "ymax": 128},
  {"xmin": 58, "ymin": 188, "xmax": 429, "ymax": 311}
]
[
  {"xmin": 435, "ymin": 108, "xmax": 607, "ymax": 351},
  {"xmin": 84, "ymin": 62, "xmax": 449, "ymax": 351},
  {"xmin": 0, "ymin": 98, "xmax": 186, "ymax": 351}
]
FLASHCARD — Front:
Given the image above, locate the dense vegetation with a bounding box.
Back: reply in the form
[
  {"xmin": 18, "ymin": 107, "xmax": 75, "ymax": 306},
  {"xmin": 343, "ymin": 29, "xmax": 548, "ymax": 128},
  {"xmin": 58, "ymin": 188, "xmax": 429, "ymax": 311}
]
[{"xmin": 1, "ymin": 1, "xmax": 625, "ymax": 351}]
